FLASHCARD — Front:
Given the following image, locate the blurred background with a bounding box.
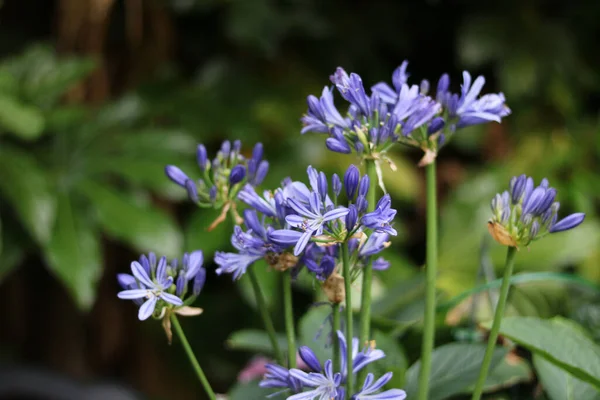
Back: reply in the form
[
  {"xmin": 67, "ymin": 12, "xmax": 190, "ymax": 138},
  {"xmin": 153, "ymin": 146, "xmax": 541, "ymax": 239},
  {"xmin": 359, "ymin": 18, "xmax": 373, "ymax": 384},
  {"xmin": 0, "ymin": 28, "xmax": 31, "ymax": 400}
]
[{"xmin": 0, "ymin": 0, "xmax": 599, "ymax": 399}]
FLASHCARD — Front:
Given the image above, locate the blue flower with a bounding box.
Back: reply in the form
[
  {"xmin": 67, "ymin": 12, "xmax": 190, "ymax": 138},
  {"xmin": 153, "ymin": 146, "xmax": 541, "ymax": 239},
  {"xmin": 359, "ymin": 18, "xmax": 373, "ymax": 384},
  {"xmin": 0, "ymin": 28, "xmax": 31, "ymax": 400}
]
[
  {"xmin": 488, "ymin": 175, "xmax": 585, "ymax": 247},
  {"xmin": 165, "ymin": 140, "xmax": 269, "ymax": 211},
  {"xmin": 215, "ymin": 225, "xmax": 270, "ymax": 280},
  {"xmin": 280, "ymin": 192, "xmax": 349, "ymax": 256},
  {"xmin": 261, "ymin": 330, "xmax": 405, "ymax": 399},
  {"xmin": 437, "ymin": 71, "xmax": 511, "ymax": 129},
  {"xmin": 361, "ymin": 194, "xmax": 397, "ymax": 236},
  {"xmin": 117, "ymin": 255, "xmax": 183, "ymax": 320},
  {"xmin": 353, "ymin": 372, "xmax": 407, "ymax": 400}
]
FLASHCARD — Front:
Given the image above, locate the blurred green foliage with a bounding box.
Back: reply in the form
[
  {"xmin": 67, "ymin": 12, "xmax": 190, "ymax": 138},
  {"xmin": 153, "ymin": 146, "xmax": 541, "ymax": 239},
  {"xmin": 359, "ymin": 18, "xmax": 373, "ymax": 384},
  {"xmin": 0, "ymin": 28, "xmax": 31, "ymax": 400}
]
[{"xmin": 0, "ymin": 0, "xmax": 599, "ymax": 398}]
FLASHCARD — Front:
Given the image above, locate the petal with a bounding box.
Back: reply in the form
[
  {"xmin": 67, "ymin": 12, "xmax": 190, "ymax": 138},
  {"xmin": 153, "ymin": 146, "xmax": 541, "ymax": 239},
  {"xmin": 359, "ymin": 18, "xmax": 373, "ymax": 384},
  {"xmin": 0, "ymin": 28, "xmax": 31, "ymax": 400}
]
[
  {"xmin": 286, "ymin": 215, "xmax": 307, "ymax": 228},
  {"xmin": 138, "ymin": 296, "xmax": 158, "ymax": 320},
  {"xmin": 288, "ymin": 198, "xmax": 318, "ymax": 218},
  {"xmin": 160, "ymin": 292, "xmax": 184, "ymax": 306},
  {"xmin": 294, "ymin": 230, "xmax": 314, "ymax": 256},
  {"xmin": 323, "ymin": 207, "xmax": 349, "ymax": 222},
  {"xmin": 549, "ymin": 212, "xmax": 585, "ymax": 233},
  {"xmin": 184, "ymin": 250, "xmax": 204, "ymax": 280},
  {"xmin": 156, "ymin": 256, "xmax": 167, "ymax": 282},
  {"xmin": 117, "ymin": 289, "xmax": 148, "ymax": 299},
  {"xmin": 269, "ymin": 229, "xmax": 303, "ymax": 246},
  {"xmin": 287, "ymin": 389, "xmax": 321, "ymax": 400},
  {"xmin": 117, "ymin": 273, "xmax": 136, "ymax": 289},
  {"xmin": 289, "ymin": 369, "xmax": 328, "ymax": 387},
  {"xmin": 131, "ymin": 261, "xmax": 154, "ymax": 287}
]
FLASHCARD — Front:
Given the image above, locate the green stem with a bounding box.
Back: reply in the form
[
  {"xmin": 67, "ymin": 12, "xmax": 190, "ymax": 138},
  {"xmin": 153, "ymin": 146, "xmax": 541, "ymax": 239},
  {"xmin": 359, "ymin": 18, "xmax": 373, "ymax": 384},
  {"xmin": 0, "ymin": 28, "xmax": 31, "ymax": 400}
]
[
  {"xmin": 248, "ymin": 267, "xmax": 285, "ymax": 365},
  {"xmin": 471, "ymin": 246, "xmax": 518, "ymax": 400},
  {"xmin": 417, "ymin": 160, "xmax": 438, "ymax": 400},
  {"xmin": 332, "ymin": 303, "xmax": 341, "ymax": 373},
  {"xmin": 341, "ymin": 243, "xmax": 354, "ymax": 398},
  {"xmin": 357, "ymin": 158, "xmax": 378, "ymax": 385},
  {"xmin": 283, "ymin": 269, "xmax": 296, "ymax": 369},
  {"xmin": 170, "ymin": 315, "xmax": 217, "ymax": 400}
]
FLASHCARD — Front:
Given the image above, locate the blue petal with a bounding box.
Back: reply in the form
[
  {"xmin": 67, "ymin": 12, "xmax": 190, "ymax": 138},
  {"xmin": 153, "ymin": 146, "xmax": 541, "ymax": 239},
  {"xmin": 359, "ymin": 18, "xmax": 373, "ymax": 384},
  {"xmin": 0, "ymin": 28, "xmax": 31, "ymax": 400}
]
[{"xmin": 138, "ymin": 296, "xmax": 158, "ymax": 320}]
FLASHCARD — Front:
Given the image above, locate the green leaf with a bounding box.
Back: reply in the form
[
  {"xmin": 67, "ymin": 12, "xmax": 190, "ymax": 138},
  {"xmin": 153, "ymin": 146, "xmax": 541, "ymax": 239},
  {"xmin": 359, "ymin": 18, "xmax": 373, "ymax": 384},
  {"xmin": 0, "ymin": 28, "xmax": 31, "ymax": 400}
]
[
  {"xmin": 228, "ymin": 380, "xmax": 272, "ymax": 400},
  {"xmin": 0, "ymin": 94, "xmax": 45, "ymax": 139},
  {"xmin": 483, "ymin": 316, "xmax": 600, "ymax": 389},
  {"xmin": 0, "ymin": 146, "xmax": 55, "ymax": 244},
  {"xmin": 238, "ymin": 260, "xmax": 279, "ymax": 311},
  {"xmin": 534, "ymin": 354, "xmax": 600, "ymax": 400},
  {"xmin": 226, "ymin": 329, "xmax": 288, "ymax": 354},
  {"xmin": 43, "ymin": 194, "xmax": 102, "ymax": 311},
  {"xmin": 404, "ymin": 343, "xmax": 509, "ymax": 400},
  {"xmin": 78, "ymin": 181, "xmax": 182, "ymax": 258},
  {"xmin": 463, "ymin": 354, "xmax": 532, "ymax": 394}
]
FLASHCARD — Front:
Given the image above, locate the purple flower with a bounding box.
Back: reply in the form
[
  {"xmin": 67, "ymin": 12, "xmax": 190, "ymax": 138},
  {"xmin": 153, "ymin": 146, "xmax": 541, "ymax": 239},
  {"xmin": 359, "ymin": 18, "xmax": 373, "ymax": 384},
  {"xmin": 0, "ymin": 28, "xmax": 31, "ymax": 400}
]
[
  {"xmin": 283, "ymin": 192, "xmax": 349, "ymax": 256},
  {"xmin": 261, "ymin": 331, "xmax": 404, "ymax": 399},
  {"xmin": 117, "ymin": 257, "xmax": 183, "ymax": 320},
  {"xmin": 371, "ymin": 60, "xmax": 410, "ymax": 104},
  {"xmin": 229, "ymin": 165, "xmax": 246, "ymax": 184},
  {"xmin": 331, "ymin": 68, "xmax": 371, "ymax": 117},
  {"xmin": 215, "ymin": 226, "xmax": 270, "ymax": 280},
  {"xmin": 489, "ymin": 175, "xmax": 585, "ymax": 247},
  {"xmin": 361, "ymin": 194, "xmax": 397, "ymax": 236}
]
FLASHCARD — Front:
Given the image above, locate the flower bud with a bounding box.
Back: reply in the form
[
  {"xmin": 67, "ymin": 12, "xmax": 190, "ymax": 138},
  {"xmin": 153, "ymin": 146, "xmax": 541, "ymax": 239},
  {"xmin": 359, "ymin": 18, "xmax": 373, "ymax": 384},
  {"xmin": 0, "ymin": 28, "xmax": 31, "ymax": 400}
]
[
  {"xmin": 332, "ymin": 173, "xmax": 342, "ymax": 197},
  {"xmin": 427, "ymin": 117, "xmax": 445, "ymax": 135},
  {"xmin": 165, "ymin": 165, "xmax": 190, "ymax": 187},
  {"xmin": 549, "ymin": 213, "xmax": 585, "ymax": 233},
  {"xmin": 318, "ymin": 172, "xmax": 328, "ymax": 202},
  {"xmin": 358, "ymin": 175, "xmax": 370, "ymax": 197},
  {"xmin": 345, "ymin": 205, "xmax": 358, "ymax": 231},
  {"xmin": 197, "ymin": 144, "xmax": 208, "ymax": 171},
  {"xmin": 193, "ymin": 268, "xmax": 206, "ymax": 296},
  {"xmin": 298, "ymin": 346, "xmax": 322, "ymax": 372},
  {"xmin": 344, "ymin": 165, "xmax": 360, "ymax": 200},
  {"xmin": 229, "ymin": 165, "xmax": 246, "ymax": 185},
  {"xmin": 185, "ymin": 179, "xmax": 199, "ymax": 203}
]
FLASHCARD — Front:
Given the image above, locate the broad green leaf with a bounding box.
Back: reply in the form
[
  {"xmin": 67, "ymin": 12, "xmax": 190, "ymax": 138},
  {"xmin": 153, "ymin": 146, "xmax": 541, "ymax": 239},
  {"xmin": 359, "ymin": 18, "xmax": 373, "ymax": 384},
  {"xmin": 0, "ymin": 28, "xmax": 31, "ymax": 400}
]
[
  {"xmin": 78, "ymin": 181, "xmax": 182, "ymax": 258},
  {"xmin": 0, "ymin": 95, "xmax": 45, "ymax": 139},
  {"xmin": 483, "ymin": 316, "xmax": 600, "ymax": 389},
  {"xmin": 404, "ymin": 343, "xmax": 508, "ymax": 400},
  {"xmin": 534, "ymin": 355, "xmax": 600, "ymax": 400},
  {"xmin": 463, "ymin": 354, "xmax": 532, "ymax": 394},
  {"xmin": 226, "ymin": 329, "xmax": 288, "ymax": 354},
  {"xmin": 371, "ymin": 274, "xmax": 425, "ymax": 318},
  {"xmin": 228, "ymin": 380, "xmax": 272, "ymax": 400},
  {"xmin": 0, "ymin": 146, "xmax": 55, "ymax": 244},
  {"xmin": 238, "ymin": 260, "xmax": 279, "ymax": 311},
  {"xmin": 43, "ymin": 194, "xmax": 102, "ymax": 311}
]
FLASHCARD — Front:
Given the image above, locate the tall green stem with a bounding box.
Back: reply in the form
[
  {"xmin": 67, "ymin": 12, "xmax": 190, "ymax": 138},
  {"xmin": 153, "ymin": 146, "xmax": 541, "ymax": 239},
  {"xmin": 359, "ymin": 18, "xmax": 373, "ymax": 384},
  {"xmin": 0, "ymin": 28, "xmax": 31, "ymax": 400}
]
[
  {"xmin": 417, "ymin": 160, "xmax": 438, "ymax": 400},
  {"xmin": 332, "ymin": 303, "xmax": 341, "ymax": 373},
  {"xmin": 471, "ymin": 246, "xmax": 517, "ymax": 400},
  {"xmin": 248, "ymin": 267, "xmax": 285, "ymax": 365},
  {"xmin": 170, "ymin": 315, "xmax": 217, "ymax": 400},
  {"xmin": 357, "ymin": 159, "xmax": 378, "ymax": 385},
  {"xmin": 283, "ymin": 269, "xmax": 296, "ymax": 368},
  {"xmin": 341, "ymin": 242, "xmax": 354, "ymax": 399}
]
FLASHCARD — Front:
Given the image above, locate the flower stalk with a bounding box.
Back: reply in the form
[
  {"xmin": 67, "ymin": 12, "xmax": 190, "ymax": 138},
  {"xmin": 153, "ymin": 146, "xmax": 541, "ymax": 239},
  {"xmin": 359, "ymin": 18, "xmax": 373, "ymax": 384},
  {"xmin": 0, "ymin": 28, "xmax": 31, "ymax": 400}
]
[
  {"xmin": 341, "ymin": 242, "xmax": 354, "ymax": 399},
  {"xmin": 417, "ymin": 160, "xmax": 438, "ymax": 400},
  {"xmin": 282, "ymin": 269, "xmax": 296, "ymax": 368},
  {"xmin": 170, "ymin": 314, "xmax": 217, "ymax": 400},
  {"xmin": 332, "ymin": 303, "xmax": 341, "ymax": 374},
  {"xmin": 471, "ymin": 246, "xmax": 517, "ymax": 400},
  {"xmin": 357, "ymin": 157, "xmax": 377, "ymax": 385},
  {"xmin": 248, "ymin": 267, "xmax": 285, "ymax": 365}
]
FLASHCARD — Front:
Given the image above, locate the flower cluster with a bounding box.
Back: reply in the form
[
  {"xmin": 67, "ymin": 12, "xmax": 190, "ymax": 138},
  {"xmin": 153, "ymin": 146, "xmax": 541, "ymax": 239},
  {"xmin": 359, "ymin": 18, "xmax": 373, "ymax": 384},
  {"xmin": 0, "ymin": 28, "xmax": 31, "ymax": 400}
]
[
  {"xmin": 488, "ymin": 175, "xmax": 585, "ymax": 248},
  {"xmin": 260, "ymin": 331, "xmax": 406, "ymax": 400},
  {"xmin": 165, "ymin": 140, "xmax": 269, "ymax": 229},
  {"xmin": 214, "ymin": 165, "xmax": 396, "ymax": 301},
  {"xmin": 117, "ymin": 251, "xmax": 205, "ymax": 318},
  {"xmin": 302, "ymin": 61, "xmax": 510, "ymax": 166}
]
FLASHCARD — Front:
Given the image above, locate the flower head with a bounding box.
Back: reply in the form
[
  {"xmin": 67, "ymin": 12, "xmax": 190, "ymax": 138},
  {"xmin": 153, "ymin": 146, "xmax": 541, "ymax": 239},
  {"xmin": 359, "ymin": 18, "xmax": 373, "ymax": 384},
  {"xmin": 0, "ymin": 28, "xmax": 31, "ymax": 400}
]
[
  {"xmin": 261, "ymin": 331, "xmax": 406, "ymax": 399},
  {"xmin": 117, "ymin": 251, "xmax": 205, "ymax": 321},
  {"xmin": 488, "ymin": 175, "xmax": 585, "ymax": 247},
  {"xmin": 165, "ymin": 140, "xmax": 269, "ymax": 230}
]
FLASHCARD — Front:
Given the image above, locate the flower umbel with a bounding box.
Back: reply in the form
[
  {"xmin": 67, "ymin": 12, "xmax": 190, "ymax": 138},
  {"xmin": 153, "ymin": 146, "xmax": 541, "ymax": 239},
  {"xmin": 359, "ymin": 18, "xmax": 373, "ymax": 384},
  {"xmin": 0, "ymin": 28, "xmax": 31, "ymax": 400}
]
[
  {"xmin": 260, "ymin": 330, "xmax": 406, "ymax": 400},
  {"xmin": 117, "ymin": 251, "xmax": 205, "ymax": 341},
  {"xmin": 488, "ymin": 175, "xmax": 585, "ymax": 248}
]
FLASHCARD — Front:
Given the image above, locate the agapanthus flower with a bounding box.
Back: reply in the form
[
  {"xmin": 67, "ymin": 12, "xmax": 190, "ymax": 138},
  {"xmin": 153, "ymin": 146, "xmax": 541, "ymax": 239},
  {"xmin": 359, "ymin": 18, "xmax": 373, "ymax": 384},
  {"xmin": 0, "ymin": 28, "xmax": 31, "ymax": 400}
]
[
  {"xmin": 260, "ymin": 331, "xmax": 406, "ymax": 400},
  {"xmin": 488, "ymin": 175, "xmax": 585, "ymax": 247},
  {"xmin": 117, "ymin": 251, "xmax": 206, "ymax": 342},
  {"xmin": 165, "ymin": 140, "xmax": 269, "ymax": 230},
  {"xmin": 301, "ymin": 62, "xmax": 510, "ymax": 168}
]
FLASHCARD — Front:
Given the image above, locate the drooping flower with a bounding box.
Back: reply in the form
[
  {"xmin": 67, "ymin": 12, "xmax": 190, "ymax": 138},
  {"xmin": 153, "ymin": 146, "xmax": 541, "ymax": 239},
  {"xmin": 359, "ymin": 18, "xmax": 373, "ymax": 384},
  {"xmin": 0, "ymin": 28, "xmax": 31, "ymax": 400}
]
[
  {"xmin": 260, "ymin": 330, "xmax": 406, "ymax": 399},
  {"xmin": 488, "ymin": 175, "xmax": 585, "ymax": 247}
]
